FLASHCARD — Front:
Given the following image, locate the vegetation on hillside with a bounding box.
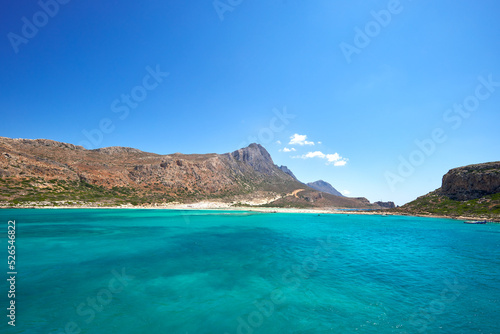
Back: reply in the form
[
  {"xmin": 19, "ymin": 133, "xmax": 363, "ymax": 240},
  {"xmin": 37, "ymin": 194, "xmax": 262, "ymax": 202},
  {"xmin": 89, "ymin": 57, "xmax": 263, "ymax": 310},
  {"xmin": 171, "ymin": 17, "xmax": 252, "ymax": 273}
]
[
  {"xmin": 0, "ymin": 176, "xmax": 241, "ymax": 207},
  {"xmin": 393, "ymin": 190, "xmax": 500, "ymax": 219}
]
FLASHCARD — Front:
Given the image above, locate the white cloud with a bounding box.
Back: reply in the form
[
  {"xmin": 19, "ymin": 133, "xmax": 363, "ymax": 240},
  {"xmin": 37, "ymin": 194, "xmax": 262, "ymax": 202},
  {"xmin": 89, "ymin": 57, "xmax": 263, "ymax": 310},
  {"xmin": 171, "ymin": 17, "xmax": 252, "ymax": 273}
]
[
  {"xmin": 283, "ymin": 147, "xmax": 296, "ymax": 152},
  {"xmin": 325, "ymin": 153, "xmax": 340, "ymax": 163},
  {"xmin": 276, "ymin": 140, "xmax": 281, "ymax": 145},
  {"xmin": 342, "ymin": 190, "xmax": 351, "ymax": 195},
  {"xmin": 304, "ymin": 151, "xmax": 325, "ymax": 158},
  {"xmin": 289, "ymin": 134, "xmax": 314, "ymax": 146},
  {"xmin": 296, "ymin": 150, "xmax": 348, "ymax": 166},
  {"xmin": 317, "ymin": 141, "xmax": 322, "ymax": 144}
]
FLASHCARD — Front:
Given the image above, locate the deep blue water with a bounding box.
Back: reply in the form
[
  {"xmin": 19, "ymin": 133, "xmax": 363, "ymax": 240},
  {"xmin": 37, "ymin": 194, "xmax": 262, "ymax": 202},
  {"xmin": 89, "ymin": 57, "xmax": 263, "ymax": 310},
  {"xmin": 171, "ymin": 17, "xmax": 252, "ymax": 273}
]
[{"xmin": 0, "ymin": 209, "xmax": 499, "ymax": 333}]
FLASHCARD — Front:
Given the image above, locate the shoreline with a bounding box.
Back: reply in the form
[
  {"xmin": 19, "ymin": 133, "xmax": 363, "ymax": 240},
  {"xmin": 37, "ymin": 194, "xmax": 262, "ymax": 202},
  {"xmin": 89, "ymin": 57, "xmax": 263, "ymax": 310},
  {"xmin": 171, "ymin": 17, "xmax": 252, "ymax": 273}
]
[{"xmin": 1, "ymin": 203, "xmax": 498, "ymax": 222}]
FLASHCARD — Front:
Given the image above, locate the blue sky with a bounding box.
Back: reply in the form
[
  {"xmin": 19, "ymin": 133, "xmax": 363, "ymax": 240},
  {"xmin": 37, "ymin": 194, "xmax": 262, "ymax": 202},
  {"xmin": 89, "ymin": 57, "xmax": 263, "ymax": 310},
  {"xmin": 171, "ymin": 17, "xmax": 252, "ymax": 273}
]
[{"xmin": 1, "ymin": 0, "xmax": 499, "ymax": 205}]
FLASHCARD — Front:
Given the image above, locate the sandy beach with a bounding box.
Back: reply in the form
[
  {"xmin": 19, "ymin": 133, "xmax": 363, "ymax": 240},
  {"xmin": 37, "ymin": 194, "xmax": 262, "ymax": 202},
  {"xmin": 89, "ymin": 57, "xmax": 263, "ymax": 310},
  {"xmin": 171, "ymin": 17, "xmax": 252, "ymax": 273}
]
[{"xmin": 2, "ymin": 200, "xmax": 498, "ymax": 222}]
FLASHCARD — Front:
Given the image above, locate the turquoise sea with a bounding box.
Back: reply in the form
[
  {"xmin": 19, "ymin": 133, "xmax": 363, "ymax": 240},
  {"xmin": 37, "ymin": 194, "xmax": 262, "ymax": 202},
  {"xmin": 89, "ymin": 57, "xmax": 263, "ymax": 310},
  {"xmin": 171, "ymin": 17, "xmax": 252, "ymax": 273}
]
[{"xmin": 1, "ymin": 209, "xmax": 499, "ymax": 334}]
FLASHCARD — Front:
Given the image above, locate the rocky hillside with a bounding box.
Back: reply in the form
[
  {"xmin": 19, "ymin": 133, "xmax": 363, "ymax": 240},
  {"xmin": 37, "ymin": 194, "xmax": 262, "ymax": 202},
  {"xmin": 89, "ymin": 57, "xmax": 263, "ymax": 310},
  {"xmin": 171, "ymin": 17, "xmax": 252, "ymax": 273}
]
[
  {"xmin": 440, "ymin": 162, "xmax": 500, "ymax": 200},
  {"xmin": 307, "ymin": 180, "xmax": 343, "ymax": 197},
  {"xmin": 278, "ymin": 165, "xmax": 299, "ymax": 181},
  {"xmin": 0, "ymin": 137, "xmax": 380, "ymax": 208},
  {"xmin": 394, "ymin": 162, "xmax": 500, "ymax": 219}
]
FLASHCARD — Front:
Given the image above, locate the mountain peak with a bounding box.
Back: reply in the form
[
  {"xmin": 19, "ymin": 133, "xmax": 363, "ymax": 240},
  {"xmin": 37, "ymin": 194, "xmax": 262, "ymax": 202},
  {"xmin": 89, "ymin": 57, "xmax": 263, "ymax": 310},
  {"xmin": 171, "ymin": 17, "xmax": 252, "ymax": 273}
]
[
  {"xmin": 227, "ymin": 143, "xmax": 275, "ymax": 175},
  {"xmin": 307, "ymin": 180, "xmax": 343, "ymax": 197},
  {"xmin": 247, "ymin": 143, "xmax": 263, "ymax": 149}
]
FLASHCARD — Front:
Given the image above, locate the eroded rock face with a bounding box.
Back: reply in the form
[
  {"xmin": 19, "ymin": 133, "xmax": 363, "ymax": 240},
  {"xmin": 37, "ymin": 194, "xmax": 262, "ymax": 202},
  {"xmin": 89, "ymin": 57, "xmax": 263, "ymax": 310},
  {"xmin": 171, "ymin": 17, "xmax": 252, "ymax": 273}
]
[
  {"xmin": 440, "ymin": 162, "xmax": 500, "ymax": 200},
  {"xmin": 225, "ymin": 143, "xmax": 276, "ymax": 175}
]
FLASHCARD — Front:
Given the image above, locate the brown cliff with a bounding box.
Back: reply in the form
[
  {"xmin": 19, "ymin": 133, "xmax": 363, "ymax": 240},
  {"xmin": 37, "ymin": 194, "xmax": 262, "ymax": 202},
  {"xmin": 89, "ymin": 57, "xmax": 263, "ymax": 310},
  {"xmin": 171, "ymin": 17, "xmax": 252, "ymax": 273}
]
[{"xmin": 440, "ymin": 162, "xmax": 500, "ymax": 200}]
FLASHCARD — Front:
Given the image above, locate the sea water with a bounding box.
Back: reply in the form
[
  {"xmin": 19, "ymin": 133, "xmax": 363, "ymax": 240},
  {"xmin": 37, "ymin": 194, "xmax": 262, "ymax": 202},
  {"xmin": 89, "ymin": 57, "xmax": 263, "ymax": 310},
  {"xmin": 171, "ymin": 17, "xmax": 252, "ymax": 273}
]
[{"xmin": 0, "ymin": 209, "xmax": 499, "ymax": 333}]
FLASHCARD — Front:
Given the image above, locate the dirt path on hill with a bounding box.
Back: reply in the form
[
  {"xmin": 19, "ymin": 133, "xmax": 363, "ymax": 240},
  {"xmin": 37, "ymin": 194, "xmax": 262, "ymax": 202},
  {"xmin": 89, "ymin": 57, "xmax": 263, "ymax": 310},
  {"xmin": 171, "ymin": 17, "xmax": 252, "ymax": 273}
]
[{"xmin": 291, "ymin": 189, "xmax": 305, "ymax": 198}]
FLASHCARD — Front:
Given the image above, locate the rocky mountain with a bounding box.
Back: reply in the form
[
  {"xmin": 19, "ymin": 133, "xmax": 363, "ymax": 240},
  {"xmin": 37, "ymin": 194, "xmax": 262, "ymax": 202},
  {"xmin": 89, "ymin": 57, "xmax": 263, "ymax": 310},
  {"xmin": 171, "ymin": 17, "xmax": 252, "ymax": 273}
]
[
  {"xmin": 0, "ymin": 137, "xmax": 381, "ymax": 209},
  {"xmin": 394, "ymin": 161, "xmax": 500, "ymax": 219},
  {"xmin": 307, "ymin": 180, "xmax": 343, "ymax": 197},
  {"xmin": 278, "ymin": 165, "xmax": 298, "ymax": 181}
]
